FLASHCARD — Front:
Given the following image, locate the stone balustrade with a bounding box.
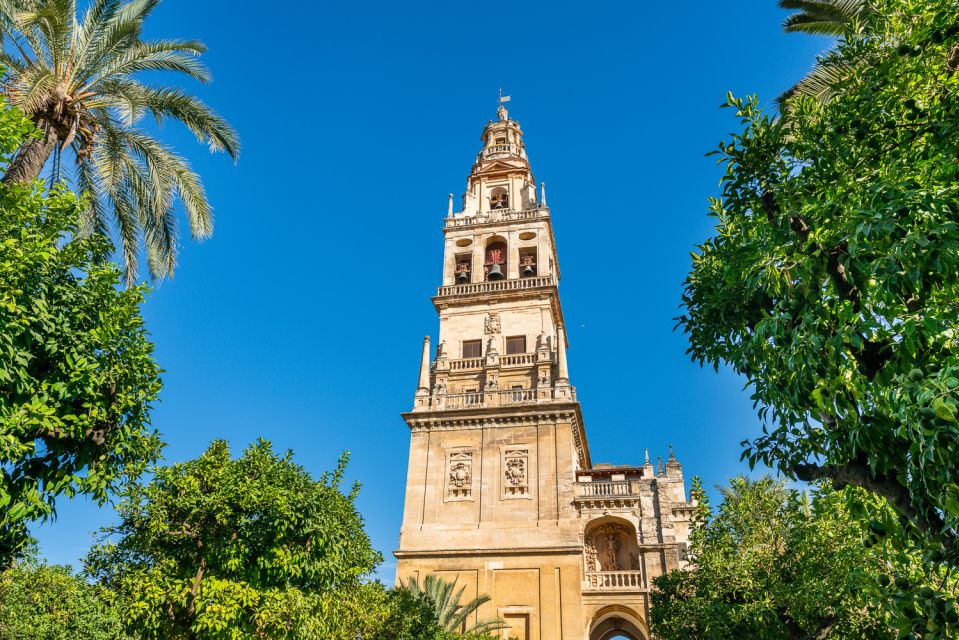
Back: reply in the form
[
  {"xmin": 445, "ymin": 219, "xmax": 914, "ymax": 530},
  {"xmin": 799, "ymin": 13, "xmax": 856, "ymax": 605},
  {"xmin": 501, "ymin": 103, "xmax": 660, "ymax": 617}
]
[
  {"xmin": 577, "ymin": 481, "xmax": 632, "ymax": 497},
  {"xmin": 436, "ymin": 275, "xmax": 554, "ymax": 297},
  {"xmin": 500, "ymin": 353, "xmax": 537, "ymax": 367},
  {"xmin": 441, "ymin": 353, "xmax": 540, "ymax": 372},
  {"xmin": 433, "ymin": 386, "xmax": 576, "ymax": 410},
  {"xmin": 448, "ymin": 357, "xmax": 484, "ymax": 371},
  {"xmin": 443, "ymin": 207, "xmax": 548, "ymax": 228},
  {"xmin": 483, "ymin": 143, "xmax": 519, "ymax": 157},
  {"xmin": 582, "ymin": 571, "xmax": 645, "ymax": 592}
]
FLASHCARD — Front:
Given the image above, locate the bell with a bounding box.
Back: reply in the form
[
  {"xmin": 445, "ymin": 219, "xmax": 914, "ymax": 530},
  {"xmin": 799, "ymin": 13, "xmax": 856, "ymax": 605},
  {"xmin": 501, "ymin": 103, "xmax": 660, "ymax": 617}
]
[
  {"xmin": 521, "ymin": 264, "xmax": 535, "ymax": 277},
  {"xmin": 487, "ymin": 263, "xmax": 505, "ymax": 281},
  {"xmin": 456, "ymin": 271, "xmax": 470, "ymax": 284}
]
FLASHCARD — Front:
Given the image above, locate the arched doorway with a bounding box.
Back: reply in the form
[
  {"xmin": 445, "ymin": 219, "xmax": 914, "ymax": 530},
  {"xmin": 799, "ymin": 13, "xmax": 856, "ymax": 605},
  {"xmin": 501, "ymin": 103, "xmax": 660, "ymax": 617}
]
[{"xmin": 588, "ymin": 606, "xmax": 648, "ymax": 640}]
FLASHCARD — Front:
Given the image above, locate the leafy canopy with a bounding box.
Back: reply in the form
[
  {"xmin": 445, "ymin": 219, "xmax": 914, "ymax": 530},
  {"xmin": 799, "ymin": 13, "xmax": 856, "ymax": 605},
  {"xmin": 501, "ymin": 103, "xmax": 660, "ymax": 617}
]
[
  {"xmin": 0, "ymin": 97, "xmax": 162, "ymax": 568},
  {"xmin": 0, "ymin": 551, "xmax": 131, "ymax": 640},
  {"xmin": 0, "ymin": 0, "xmax": 240, "ymax": 283},
  {"xmin": 650, "ymin": 477, "xmax": 958, "ymax": 639},
  {"xmin": 86, "ymin": 439, "xmax": 382, "ymax": 640},
  {"xmin": 679, "ymin": 0, "xmax": 959, "ymax": 564}
]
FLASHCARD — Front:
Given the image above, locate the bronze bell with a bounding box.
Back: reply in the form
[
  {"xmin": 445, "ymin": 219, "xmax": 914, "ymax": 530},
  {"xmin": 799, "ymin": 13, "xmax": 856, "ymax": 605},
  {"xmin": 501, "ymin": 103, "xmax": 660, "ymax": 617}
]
[
  {"xmin": 456, "ymin": 271, "xmax": 470, "ymax": 284},
  {"xmin": 521, "ymin": 264, "xmax": 536, "ymax": 277},
  {"xmin": 487, "ymin": 263, "xmax": 505, "ymax": 281}
]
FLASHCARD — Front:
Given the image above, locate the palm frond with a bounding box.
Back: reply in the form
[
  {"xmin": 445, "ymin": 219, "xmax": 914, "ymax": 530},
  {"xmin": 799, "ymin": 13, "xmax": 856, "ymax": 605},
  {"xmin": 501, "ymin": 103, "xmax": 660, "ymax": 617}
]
[
  {"xmin": 778, "ymin": 59, "xmax": 852, "ymax": 105},
  {"xmin": 119, "ymin": 128, "xmax": 212, "ymax": 239},
  {"xmin": 84, "ymin": 40, "xmax": 210, "ymax": 88},
  {"xmin": 778, "ymin": 0, "xmax": 868, "ymax": 35},
  {"xmin": 404, "ymin": 575, "xmax": 508, "ymax": 635},
  {"xmin": 96, "ymin": 80, "xmax": 238, "ymax": 158},
  {"xmin": 74, "ymin": 155, "xmax": 108, "ymax": 237}
]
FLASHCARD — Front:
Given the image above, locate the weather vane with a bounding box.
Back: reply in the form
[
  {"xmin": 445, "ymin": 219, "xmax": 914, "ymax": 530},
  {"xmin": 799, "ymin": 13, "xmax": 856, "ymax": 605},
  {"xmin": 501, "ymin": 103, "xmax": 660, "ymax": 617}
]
[{"xmin": 498, "ymin": 88, "xmax": 511, "ymax": 105}]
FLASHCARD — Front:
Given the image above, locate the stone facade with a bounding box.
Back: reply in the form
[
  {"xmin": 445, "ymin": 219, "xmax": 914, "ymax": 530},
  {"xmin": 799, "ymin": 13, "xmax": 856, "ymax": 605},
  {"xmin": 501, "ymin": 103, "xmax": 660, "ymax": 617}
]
[{"xmin": 395, "ymin": 104, "xmax": 693, "ymax": 640}]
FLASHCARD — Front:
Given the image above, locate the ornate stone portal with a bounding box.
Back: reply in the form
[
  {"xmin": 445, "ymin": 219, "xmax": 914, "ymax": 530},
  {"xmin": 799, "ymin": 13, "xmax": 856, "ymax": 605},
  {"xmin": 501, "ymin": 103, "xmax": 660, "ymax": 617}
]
[{"xmin": 395, "ymin": 104, "xmax": 694, "ymax": 640}]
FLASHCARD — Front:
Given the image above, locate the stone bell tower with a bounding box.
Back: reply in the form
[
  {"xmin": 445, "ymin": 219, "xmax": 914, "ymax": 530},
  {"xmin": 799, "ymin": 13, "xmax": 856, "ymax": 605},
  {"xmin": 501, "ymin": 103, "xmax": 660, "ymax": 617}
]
[{"xmin": 395, "ymin": 103, "xmax": 694, "ymax": 640}]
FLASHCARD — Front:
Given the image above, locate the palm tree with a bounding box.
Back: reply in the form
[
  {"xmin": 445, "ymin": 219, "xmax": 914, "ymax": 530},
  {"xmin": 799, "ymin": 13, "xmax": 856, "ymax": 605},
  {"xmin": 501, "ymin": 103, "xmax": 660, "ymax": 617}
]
[
  {"xmin": 404, "ymin": 575, "xmax": 508, "ymax": 635},
  {"xmin": 0, "ymin": 0, "xmax": 239, "ymax": 283},
  {"xmin": 777, "ymin": 0, "xmax": 871, "ymax": 104}
]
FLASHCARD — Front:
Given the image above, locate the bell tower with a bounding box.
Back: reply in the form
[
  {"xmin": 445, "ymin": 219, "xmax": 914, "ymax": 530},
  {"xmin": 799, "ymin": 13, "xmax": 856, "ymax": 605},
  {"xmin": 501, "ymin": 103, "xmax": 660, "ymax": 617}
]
[{"xmin": 395, "ymin": 103, "xmax": 692, "ymax": 640}]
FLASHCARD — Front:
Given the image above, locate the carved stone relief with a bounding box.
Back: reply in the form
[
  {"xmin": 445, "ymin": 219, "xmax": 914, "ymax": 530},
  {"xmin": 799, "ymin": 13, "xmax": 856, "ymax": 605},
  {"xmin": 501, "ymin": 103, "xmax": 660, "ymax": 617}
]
[
  {"xmin": 584, "ymin": 534, "xmax": 597, "ymax": 572},
  {"xmin": 446, "ymin": 450, "xmax": 473, "ymax": 500},
  {"xmin": 484, "ymin": 312, "xmax": 501, "ymax": 335},
  {"xmin": 503, "ymin": 447, "xmax": 529, "ymax": 497}
]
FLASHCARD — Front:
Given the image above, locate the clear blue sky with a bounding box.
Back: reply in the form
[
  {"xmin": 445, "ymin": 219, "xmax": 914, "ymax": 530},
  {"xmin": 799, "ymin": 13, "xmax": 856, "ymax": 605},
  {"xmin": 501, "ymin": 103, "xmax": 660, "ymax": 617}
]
[{"xmin": 35, "ymin": 1, "xmax": 830, "ymax": 579}]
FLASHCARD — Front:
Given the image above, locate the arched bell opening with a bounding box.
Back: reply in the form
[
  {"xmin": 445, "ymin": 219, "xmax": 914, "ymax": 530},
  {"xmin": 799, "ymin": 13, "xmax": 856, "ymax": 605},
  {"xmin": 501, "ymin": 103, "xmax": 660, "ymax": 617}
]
[
  {"xmin": 489, "ymin": 186, "xmax": 509, "ymax": 210},
  {"xmin": 583, "ymin": 516, "xmax": 641, "ymax": 574},
  {"xmin": 588, "ymin": 606, "xmax": 648, "ymax": 640},
  {"xmin": 484, "ymin": 237, "xmax": 507, "ymax": 281}
]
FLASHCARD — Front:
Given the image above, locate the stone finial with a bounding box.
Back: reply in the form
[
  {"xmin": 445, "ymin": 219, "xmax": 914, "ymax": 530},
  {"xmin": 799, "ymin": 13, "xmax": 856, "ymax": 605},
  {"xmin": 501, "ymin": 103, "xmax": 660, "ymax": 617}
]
[
  {"xmin": 668, "ymin": 443, "xmax": 675, "ymax": 460},
  {"xmin": 657, "ymin": 456, "xmax": 664, "ymax": 476},
  {"xmin": 540, "ymin": 182, "xmax": 547, "ymax": 207},
  {"xmin": 645, "ymin": 448, "xmax": 650, "ymax": 465},
  {"xmin": 555, "ymin": 324, "xmax": 569, "ymax": 385},
  {"xmin": 448, "ymin": 193, "xmax": 454, "ymax": 217},
  {"xmin": 416, "ymin": 336, "xmax": 431, "ymax": 393}
]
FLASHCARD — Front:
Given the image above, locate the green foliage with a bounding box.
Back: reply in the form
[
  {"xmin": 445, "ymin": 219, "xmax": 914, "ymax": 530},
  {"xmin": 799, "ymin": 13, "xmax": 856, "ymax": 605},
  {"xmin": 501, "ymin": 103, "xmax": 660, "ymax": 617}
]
[
  {"xmin": 679, "ymin": 0, "xmax": 959, "ymax": 571},
  {"xmin": 86, "ymin": 440, "xmax": 382, "ymax": 639},
  {"xmin": 0, "ymin": 99, "xmax": 162, "ymax": 568},
  {"xmin": 0, "ymin": 0, "xmax": 240, "ymax": 283},
  {"xmin": 0, "ymin": 553, "xmax": 131, "ymax": 640},
  {"xmin": 305, "ymin": 580, "xmax": 507, "ymax": 640},
  {"xmin": 650, "ymin": 477, "xmax": 958, "ymax": 639},
  {"xmin": 403, "ymin": 575, "xmax": 508, "ymax": 635}
]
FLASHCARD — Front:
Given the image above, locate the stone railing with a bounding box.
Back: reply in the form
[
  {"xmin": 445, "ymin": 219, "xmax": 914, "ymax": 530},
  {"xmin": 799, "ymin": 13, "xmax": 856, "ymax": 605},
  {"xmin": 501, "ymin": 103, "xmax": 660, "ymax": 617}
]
[
  {"xmin": 448, "ymin": 358, "xmax": 484, "ymax": 371},
  {"xmin": 441, "ymin": 353, "xmax": 539, "ymax": 372},
  {"xmin": 500, "ymin": 353, "xmax": 536, "ymax": 367},
  {"xmin": 483, "ymin": 143, "xmax": 519, "ymax": 157},
  {"xmin": 577, "ymin": 481, "xmax": 632, "ymax": 498},
  {"xmin": 443, "ymin": 207, "xmax": 548, "ymax": 228},
  {"xmin": 434, "ymin": 386, "xmax": 576, "ymax": 410},
  {"xmin": 582, "ymin": 571, "xmax": 644, "ymax": 592},
  {"xmin": 436, "ymin": 276, "xmax": 554, "ymax": 297}
]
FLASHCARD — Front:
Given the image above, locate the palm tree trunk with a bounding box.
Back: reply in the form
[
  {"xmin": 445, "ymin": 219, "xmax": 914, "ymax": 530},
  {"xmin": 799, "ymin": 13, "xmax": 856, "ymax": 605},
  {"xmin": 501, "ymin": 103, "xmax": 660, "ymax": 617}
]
[{"xmin": 2, "ymin": 121, "xmax": 58, "ymax": 184}]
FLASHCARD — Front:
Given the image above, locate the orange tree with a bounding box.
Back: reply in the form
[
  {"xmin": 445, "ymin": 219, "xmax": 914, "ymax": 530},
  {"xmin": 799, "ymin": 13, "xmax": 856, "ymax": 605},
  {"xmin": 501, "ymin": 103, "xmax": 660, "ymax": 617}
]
[
  {"xmin": 0, "ymin": 99, "xmax": 161, "ymax": 568},
  {"xmin": 679, "ymin": 0, "xmax": 959, "ymax": 634}
]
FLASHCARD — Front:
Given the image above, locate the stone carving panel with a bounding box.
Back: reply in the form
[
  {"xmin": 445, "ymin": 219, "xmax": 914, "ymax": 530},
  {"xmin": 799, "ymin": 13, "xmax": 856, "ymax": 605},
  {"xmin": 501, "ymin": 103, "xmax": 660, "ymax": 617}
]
[
  {"xmin": 484, "ymin": 312, "xmax": 501, "ymax": 335},
  {"xmin": 446, "ymin": 450, "xmax": 473, "ymax": 500},
  {"xmin": 503, "ymin": 447, "xmax": 529, "ymax": 497}
]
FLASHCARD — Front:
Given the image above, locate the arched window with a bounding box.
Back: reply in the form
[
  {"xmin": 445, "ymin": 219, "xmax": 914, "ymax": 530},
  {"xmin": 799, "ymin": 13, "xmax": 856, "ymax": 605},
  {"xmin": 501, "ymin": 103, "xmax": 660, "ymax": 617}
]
[
  {"xmin": 484, "ymin": 240, "xmax": 507, "ymax": 281},
  {"xmin": 489, "ymin": 186, "xmax": 509, "ymax": 210}
]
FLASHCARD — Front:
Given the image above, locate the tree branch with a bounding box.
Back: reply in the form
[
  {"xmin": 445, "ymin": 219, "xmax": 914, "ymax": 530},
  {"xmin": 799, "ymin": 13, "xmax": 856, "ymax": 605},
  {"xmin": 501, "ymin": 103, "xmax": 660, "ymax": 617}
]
[
  {"xmin": 760, "ymin": 189, "xmax": 893, "ymax": 379},
  {"xmin": 793, "ymin": 458, "xmax": 953, "ymax": 549}
]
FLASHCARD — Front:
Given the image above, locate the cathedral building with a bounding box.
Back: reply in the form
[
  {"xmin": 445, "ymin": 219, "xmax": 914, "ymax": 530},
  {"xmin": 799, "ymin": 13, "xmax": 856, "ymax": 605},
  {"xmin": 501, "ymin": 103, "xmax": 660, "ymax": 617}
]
[{"xmin": 395, "ymin": 104, "xmax": 694, "ymax": 640}]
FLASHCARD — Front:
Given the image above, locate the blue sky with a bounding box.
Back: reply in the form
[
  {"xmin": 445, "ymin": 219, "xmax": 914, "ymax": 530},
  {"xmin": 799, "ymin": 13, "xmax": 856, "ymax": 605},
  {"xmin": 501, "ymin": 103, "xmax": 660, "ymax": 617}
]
[{"xmin": 34, "ymin": 1, "xmax": 831, "ymax": 579}]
